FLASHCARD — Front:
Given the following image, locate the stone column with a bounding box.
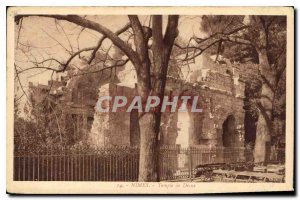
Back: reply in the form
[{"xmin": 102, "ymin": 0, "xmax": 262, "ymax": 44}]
[{"xmin": 89, "ymin": 84, "xmax": 111, "ymax": 148}]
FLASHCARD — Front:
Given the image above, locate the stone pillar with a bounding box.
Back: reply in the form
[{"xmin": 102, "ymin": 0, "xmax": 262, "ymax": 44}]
[
  {"xmin": 88, "ymin": 84, "xmax": 111, "ymax": 148},
  {"xmin": 161, "ymin": 112, "xmax": 178, "ymax": 145}
]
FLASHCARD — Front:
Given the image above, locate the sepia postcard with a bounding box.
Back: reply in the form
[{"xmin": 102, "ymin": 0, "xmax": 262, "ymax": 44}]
[{"xmin": 6, "ymin": 6, "xmax": 294, "ymax": 194}]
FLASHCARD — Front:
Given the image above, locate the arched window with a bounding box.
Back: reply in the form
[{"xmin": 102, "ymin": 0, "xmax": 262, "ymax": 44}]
[{"xmin": 222, "ymin": 115, "xmax": 236, "ymax": 147}]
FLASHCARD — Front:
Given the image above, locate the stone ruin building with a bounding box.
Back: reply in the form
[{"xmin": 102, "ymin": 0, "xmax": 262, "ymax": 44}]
[{"xmin": 29, "ymin": 54, "xmax": 262, "ymax": 152}]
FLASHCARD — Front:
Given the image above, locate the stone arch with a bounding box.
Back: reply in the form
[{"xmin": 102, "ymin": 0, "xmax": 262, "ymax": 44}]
[
  {"xmin": 175, "ymin": 90, "xmax": 205, "ymax": 147},
  {"xmin": 176, "ymin": 111, "xmax": 191, "ymax": 147},
  {"xmin": 222, "ymin": 114, "xmax": 236, "ymax": 148}
]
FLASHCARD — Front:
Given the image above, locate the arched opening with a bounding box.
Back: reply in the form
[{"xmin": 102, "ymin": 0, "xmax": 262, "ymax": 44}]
[
  {"xmin": 244, "ymin": 112, "xmax": 258, "ymax": 146},
  {"xmin": 176, "ymin": 111, "xmax": 190, "ymax": 148},
  {"xmin": 175, "ymin": 111, "xmax": 190, "ymax": 169},
  {"xmin": 222, "ymin": 115, "xmax": 236, "ymax": 148}
]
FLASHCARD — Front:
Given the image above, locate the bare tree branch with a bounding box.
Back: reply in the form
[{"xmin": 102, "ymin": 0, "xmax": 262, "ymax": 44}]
[
  {"xmin": 128, "ymin": 15, "xmax": 148, "ymax": 60},
  {"xmin": 16, "ymin": 15, "xmax": 141, "ymax": 67},
  {"xmin": 215, "ymin": 39, "xmax": 223, "ymax": 62},
  {"xmin": 88, "ymin": 22, "xmax": 131, "ymax": 64},
  {"xmin": 16, "ymin": 18, "xmax": 23, "ymax": 49},
  {"xmin": 54, "ymin": 19, "xmax": 75, "ymax": 54},
  {"xmin": 72, "ymin": 58, "xmax": 129, "ymax": 77},
  {"xmin": 75, "ymin": 26, "xmax": 85, "ymax": 58},
  {"xmin": 256, "ymin": 101, "xmax": 274, "ymax": 134},
  {"xmin": 41, "ymin": 28, "xmax": 72, "ymax": 54},
  {"xmin": 14, "ymin": 63, "xmax": 29, "ymax": 100},
  {"xmin": 261, "ymin": 74, "xmax": 275, "ymax": 93},
  {"xmin": 163, "ymin": 15, "xmax": 179, "ymax": 49}
]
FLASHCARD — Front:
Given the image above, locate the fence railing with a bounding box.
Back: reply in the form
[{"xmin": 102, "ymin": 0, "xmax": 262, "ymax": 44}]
[
  {"xmin": 13, "ymin": 145, "xmax": 284, "ymax": 181},
  {"xmin": 158, "ymin": 146, "xmax": 254, "ymax": 181},
  {"xmin": 14, "ymin": 146, "xmax": 139, "ymax": 181}
]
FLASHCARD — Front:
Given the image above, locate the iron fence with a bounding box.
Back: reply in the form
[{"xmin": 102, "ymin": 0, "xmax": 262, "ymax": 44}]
[
  {"xmin": 13, "ymin": 145, "xmax": 284, "ymax": 181},
  {"xmin": 14, "ymin": 146, "xmax": 139, "ymax": 181},
  {"xmin": 158, "ymin": 146, "xmax": 254, "ymax": 180}
]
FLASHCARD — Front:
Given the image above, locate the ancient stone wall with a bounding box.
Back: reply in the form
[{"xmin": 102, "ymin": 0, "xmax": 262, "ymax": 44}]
[
  {"xmin": 88, "ymin": 84, "xmax": 138, "ymax": 147},
  {"xmin": 163, "ymin": 62, "xmax": 246, "ymax": 148},
  {"xmin": 88, "ymin": 71, "xmax": 246, "ymax": 148},
  {"xmin": 44, "ymin": 54, "xmax": 260, "ymax": 149}
]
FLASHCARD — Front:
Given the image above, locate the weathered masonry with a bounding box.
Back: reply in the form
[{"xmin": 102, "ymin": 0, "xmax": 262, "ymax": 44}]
[
  {"xmin": 29, "ymin": 54, "xmax": 260, "ymax": 149},
  {"xmin": 29, "ymin": 76, "xmax": 96, "ymax": 144},
  {"xmin": 88, "ymin": 55, "xmax": 260, "ymax": 149}
]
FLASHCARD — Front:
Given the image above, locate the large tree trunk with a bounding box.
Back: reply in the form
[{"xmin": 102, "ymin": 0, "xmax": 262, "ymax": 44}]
[
  {"xmin": 249, "ymin": 16, "xmax": 276, "ymax": 163},
  {"xmin": 138, "ymin": 112, "xmax": 160, "ymax": 181},
  {"xmin": 21, "ymin": 14, "xmax": 178, "ymax": 182},
  {"xmin": 128, "ymin": 16, "xmax": 159, "ymax": 181},
  {"xmin": 254, "ymin": 113, "xmax": 271, "ymax": 163},
  {"xmin": 254, "ymin": 48, "xmax": 275, "ymax": 163},
  {"xmin": 134, "ymin": 15, "xmax": 178, "ymax": 181}
]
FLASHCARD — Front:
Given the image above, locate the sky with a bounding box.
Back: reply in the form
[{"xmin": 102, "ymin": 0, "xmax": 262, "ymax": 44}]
[
  {"xmin": 14, "ymin": 15, "xmax": 207, "ymax": 145},
  {"xmin": 14, "ymin": 15, "xmax": 205, "ymax": 89}
]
